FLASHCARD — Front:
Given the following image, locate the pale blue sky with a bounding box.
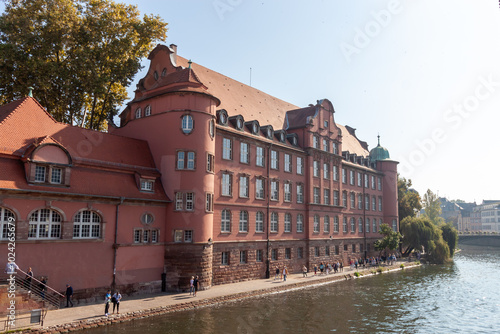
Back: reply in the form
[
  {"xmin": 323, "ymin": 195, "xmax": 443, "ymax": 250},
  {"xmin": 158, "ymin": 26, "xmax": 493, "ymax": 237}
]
[{"xmin": 2, "ymin": 0, "xmax": 499, "ymax": 203}]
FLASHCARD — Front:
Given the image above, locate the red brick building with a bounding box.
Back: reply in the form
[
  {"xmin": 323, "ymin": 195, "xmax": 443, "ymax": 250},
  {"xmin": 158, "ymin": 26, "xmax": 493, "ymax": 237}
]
[{"xmin": 0, "ymin": 44, "xmax": 398, "ymax": 297}]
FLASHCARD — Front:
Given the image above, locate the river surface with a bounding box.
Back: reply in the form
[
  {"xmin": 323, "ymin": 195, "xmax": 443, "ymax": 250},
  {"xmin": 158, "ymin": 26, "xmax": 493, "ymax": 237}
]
[{"xmin": 85, "ymin": 244, "xmax": 500, "ymax": 333}]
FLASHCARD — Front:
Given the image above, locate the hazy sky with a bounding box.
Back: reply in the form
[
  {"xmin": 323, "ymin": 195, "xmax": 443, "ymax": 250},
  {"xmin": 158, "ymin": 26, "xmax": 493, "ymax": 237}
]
[{"xmin": 2, "ymin": 0, "xmax": 499, "ymax": 203}]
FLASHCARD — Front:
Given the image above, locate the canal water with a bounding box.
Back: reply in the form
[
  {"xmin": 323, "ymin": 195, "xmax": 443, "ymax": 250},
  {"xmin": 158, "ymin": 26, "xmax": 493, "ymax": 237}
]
[{"xmin": 86, "ymin": 244, "xmax": 500, "ymax": 333}]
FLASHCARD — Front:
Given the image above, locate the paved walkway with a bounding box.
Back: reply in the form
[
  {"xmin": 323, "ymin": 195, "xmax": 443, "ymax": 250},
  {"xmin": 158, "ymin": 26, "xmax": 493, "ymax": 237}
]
[{"xmin": 3, "ymin": 261, "xmax": 415, "ymax": 332}]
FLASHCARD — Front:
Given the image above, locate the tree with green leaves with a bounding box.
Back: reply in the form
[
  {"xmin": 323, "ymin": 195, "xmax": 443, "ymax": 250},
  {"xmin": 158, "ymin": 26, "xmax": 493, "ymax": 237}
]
[
  {"xmin": 374, "ymin": 223, "xmax": 402, "ymax": 257},
  {"xmin": 422, "ymin": 189, "xmax": 444, "ymax": 225},
  {"xmin": 398, "ymin": 175, "xmax": 422, "ymax": 222},
  {"xmin": 0, "ymin": 0, "xmax": 167, "ymax": 130},
  {"xmin": 440, "ymin": 223, "xmax": 458, "ymax": 257},
  {"xmin": 400, "ymin": 216, "xmax": 453, "ymax": 264}
]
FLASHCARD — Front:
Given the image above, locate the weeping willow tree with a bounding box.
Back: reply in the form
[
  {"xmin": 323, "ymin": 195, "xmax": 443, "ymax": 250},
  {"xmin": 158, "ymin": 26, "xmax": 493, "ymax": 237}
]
[{"xmin": 0, "ymin": 0, "xmax": 167, "ymax": 130}]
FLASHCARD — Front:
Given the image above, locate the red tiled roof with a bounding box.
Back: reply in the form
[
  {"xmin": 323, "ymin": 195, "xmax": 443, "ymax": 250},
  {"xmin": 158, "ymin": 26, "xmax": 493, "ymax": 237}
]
[{"xmin": 0, "ymin": 158, "xmax": 167, "ymax": 201}]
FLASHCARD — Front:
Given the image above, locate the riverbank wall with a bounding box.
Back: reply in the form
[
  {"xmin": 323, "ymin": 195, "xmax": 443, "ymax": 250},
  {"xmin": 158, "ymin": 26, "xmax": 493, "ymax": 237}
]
[{"xmin": 3, "ymin": 261, "xmax": 421, "ymax": 334}]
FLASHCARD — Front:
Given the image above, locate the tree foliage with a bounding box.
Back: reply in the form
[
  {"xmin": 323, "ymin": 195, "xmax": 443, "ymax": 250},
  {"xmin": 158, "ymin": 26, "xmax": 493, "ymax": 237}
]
[
  {"xmin": 0, "ymin": 0, "xmax": 167, "ymax": 130},
  {"xmin": 400, "ymin": 216, "xmax": 453, "ymax": 264},
  {"xmin": 440, "ymin": 223, "xmax": 458, "ymax": 257},
  {"xmin": 398, "ymin": 175, "xmax": 422, "ymax": 222},
  {"xmin": 374, "ymin": 223, "xmax": 402, "ymax": 256},
  {"xmin": 422, "ymin": 189, "xmax": 444, "ymax": 225}
]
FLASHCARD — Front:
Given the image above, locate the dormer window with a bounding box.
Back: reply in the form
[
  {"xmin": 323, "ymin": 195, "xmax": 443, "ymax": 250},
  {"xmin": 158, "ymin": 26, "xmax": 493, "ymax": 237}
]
[
  {"xmin": 236, "ymin": 118, "xmax": 243, "ymax": 130},
  {"xmin": 217, "ymin": 109, "xmax": 228, "ymax": 125},
  {"xmin": 140, "ymin": 179, "xmax": 154, "ymax": 192},
  {"xmin": 35, "ymin": 165, "xmax": 46, "ymax": 182},
  {"xmin": 27, "ymin": 143, "xmax": 72, "ymax": 187},
  {"xmin": 252, "ymin": 123, "xmax": 258, "ymax": 134},
  {"xmin": 135, "ymin": 108, "xmax": 142, "ymax": 119},
  {"xmin": 51, "ymin": 167, "xmax": 62, "ymax": 184}
]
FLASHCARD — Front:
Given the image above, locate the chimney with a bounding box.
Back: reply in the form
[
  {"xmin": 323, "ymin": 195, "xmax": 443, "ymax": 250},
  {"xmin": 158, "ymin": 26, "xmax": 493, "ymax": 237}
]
[{"xmin": 169, "ymin": 44, "xmax": 177, "ymax": 63}]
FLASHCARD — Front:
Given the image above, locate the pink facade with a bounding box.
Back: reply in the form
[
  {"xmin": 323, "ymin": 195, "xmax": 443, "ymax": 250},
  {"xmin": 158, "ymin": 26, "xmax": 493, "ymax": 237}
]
[{"xmin": 0, "ymin": 44, "xmax": 399, "ymax": 297}]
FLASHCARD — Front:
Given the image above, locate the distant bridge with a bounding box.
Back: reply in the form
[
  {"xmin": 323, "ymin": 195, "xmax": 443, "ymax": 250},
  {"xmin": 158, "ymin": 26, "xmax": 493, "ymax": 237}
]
[{"xmin": 458, "ymin": 234, "xmax": 500, "ymax": 247}]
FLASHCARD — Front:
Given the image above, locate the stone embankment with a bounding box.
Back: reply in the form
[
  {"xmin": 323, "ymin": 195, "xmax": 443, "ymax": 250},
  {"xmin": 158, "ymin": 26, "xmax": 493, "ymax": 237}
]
[{"xmin": 3, "ymin": 261, "xmax": 420, "ymax": 333}]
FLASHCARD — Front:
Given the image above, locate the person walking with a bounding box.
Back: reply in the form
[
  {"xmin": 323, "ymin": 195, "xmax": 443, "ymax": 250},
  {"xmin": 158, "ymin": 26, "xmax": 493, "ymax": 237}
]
[
  {"xmin": 283, "ymin": 266, "xmax": 289, "ymax": 281},
  {"xmin": 104, "ymin": 290, "xmax": 111, "ymax": 316},
  {"xmin": 40, "ymin": 277, "xmax": 47, "ymax": 300},
  {"xmin": 193, "ymin": 276, "xmax": 199, "ymax": 297},
  {"xmin": 302, "ymin": 265, "xmax": 308, "ymax": 277},
  {"xmin": 112, "ymin": 291, "xmax": 122, "ymax": 314},
  {"xmin": 25, "ymin": 267, "xmax": 33, "ymax": 292},
  {"xmin": 189, "ymin": 276, "xmax": 195, "ymax": 295},
  {"xmin": 65, "ymin": 284, "xmax": 74, "ymax": 307},
  {"xmin": 275, "ymin": 266, "xmax": 280, "ymax": 280}
]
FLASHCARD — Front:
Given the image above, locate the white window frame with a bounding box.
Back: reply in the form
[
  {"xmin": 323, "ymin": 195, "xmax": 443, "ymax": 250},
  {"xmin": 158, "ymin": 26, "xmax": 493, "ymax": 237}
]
[
  {"xmin": 256, "ymin": 211, "xmax": 264, "ymax": 232},
  {"xmin": 73, "ymin": 210, "xmax": 101, "ymax": 239},
  {"xmin": 222, "ymin": 138, "xmax": 232, "ymax": 160},
  {"xmin": 240, "ymin": 142, "xmax": 249, "ymax": 164},
  {"xmin": 221, "ymin": 209, "xmax": 231, "ymax": 232},
  {"xmin": 182, "ymin": 115, "xmax": 193, "ymax": 134}
]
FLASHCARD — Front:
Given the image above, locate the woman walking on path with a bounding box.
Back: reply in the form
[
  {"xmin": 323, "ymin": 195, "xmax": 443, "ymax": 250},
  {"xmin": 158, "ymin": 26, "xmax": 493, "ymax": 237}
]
[
  {"xmin": 189, "ymin": 276, "xmax": 195, "ymax": 295},
  {"xmin": 193, "ymin": 276, "xmax": 199, "ymax": 297}
]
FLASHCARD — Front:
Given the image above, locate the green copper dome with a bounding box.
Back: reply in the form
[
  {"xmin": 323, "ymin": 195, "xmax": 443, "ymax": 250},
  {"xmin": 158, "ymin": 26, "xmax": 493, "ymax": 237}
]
[{"xmin": 369, "ymin": 135, "xmax": 390, "ymax": 161}]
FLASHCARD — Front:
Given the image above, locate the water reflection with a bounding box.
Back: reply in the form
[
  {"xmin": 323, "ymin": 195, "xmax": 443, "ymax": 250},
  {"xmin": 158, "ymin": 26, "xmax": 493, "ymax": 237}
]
[{"xmin": 85, "ymin": 245, "xmax": 500, "ymax": 334}]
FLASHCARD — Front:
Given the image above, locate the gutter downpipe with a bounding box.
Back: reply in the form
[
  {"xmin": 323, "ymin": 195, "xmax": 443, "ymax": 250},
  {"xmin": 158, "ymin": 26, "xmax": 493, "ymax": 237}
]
[
  {"xmin": 112, "ymin": 197, "xmax": 125, "ymax": 289},
  {"xmin": 265, "ymin": 142, "xmax": 273, "ymax": 279},
  {"xmin": 363, "ymin": 173, "xmax": 367, "ymax": 260}
]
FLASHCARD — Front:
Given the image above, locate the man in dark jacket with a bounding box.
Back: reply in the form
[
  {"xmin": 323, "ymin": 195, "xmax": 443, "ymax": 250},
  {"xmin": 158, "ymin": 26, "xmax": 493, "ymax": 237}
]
[{"xmin": 65, "ymin": 284, "xmax": 74, "ymax": 307}]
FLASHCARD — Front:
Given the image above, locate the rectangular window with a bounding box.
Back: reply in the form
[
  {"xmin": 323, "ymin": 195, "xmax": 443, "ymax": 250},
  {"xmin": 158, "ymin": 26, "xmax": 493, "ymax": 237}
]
[
  {"xmin": 335, "ymin": 245, "xmax": 339, "ymax": 255},
  {"xmin": 325, "ymin": 246, "xmax": 330, "ymax": 256},
  {"xmin": 174, "ymin": 230, "xmax": 183, "ymax": 242},
  {"xmin": 342, "ymin": 192, "xmax": 347, "ymax": 207},
  {"xmin": 271, "ymin": 150, "xmax": 279, "ymax": 170},
  {"xmin": 270, "ymin": 213, "xmax": 278, "ymax": 232},
  {"xmin": 324, "ymin": 189, "xmax": 330, "ymax": 205},
  {"xmin": 297, "ymin": 214, "xmax": 303, "ymax": 232},
  {"xmin": 297, "ymin": 184, "xmax": 304, "ymax": 203},
  {"xmin": 357, "ymin": 172, "xmax": 362, "ymax": 187},
  {"xmin": 313, "ymin": 136, "xmax": 319, "ymax": 149},
  {"xmin": 177, "ymin": 151, "xmax": 195, "ymax": 169},
  {"xmin": 205, "ymin": 193, "xmax": 214, "ymax": 212},
  {"xmin": 184, "ymin": 230, "xmax": 193, "ymax": 242},
  {"xmin": 222, "ymin": 173, "xmax": 232, "ymax": 196},
  {"xmin": 344, "ymin": 244, "xmax": 348, "ymax": 251},
  {"xmin": 333, "ymin": 165, "xmax": 338, "ymax": 181},
  {"xmin": 239, "ymin": 211, "xmax": 248, "ymax": 232},
  {"xmin": 323, "ymin": 163, "xmax": 330, "ymax": 179},
  {"xmin": 372, "ymin": 176, "xmax": 376, "ymax": 189},
  {"xmin": 134, "ymin": 229, "xmax": 142, "ymax": 243},
  {"xmin": 343, "ymin": 217, "xmax": 347, "ymax": 233},
  {"xmin": 297, "ymin": 157, "xmax": 304, "ymax": 175},
  {"xmin": 313, "ymin": 187, "xmax": 320, "ymax": 204},
  {"xmin": 240, "ymin": 250, "xmax": 247, "ymax": 264},
  {"xmin": 272, "ymin": 249, "xmax": 278, "ymax": 261},
  {"xmin": 297, "ymin": 247, "xmax": 303, "ymax": 259},
  {"xmin": 223, "ymin": 138, "xmax": 232, "ymax": 160},
  {"xmin": 51, "ymin": 167, "xmax": 62, "ymax": 184},
  {"xmin": 284, "ymin": 214, "xmax": 291, "ymax": 232},
  {"xmin": 315, "ymin": 246, "xmax": 320, "ymax": 257},
  {"xmin": 324, "ymin": 216, "xmax": 330, "ymax": 232},
  {"xmin": 364, "ymin": 174, "xmax": 369, "ymax": 188},
  {"xmin": 313, "ymin": 161, "xmax": 320, "ymax": 177},
  {"xmin": 350, "ymin": 170, "xmax": 354, "ymax": 185},
  {"xmin": 284, "ymin": 154, "xmax": 292, "ymax": 172},
  {"xmin": 221, "ymin": 210, "xmax": 231, "ymax": 232},
  {"xmin": 35, "ymin": 165, "xmax": 46, "ymax": 182},
  {"xmin": 378, "ymin": 197, "xmax": 383, "ymax": 211},
  {"xmin": 256, "ymin": 211, "xmax": 264, "ymax": 232},
  {"xmin": 143, "ymin": 229, "xmax": 150, "ymax": 243},
  {"xmin": 358, "ymin": 194, "xmax": 363, "ymax": 210},
  {"xmin": 271, "ymin": 181, "xmax": 279, "ymax": 201},
  {"xmin": 334, "ymin": 216, "xmax": 339, "ymax": 232},
  {"xmin": 221, "ymin": 251, "xmax": 229, "ymax": 265},
  {"xmin": 359, "ymin": 218, "xmax": 363, "ymax": 233},
  {"xmin": 256, "ymin": 146, "xmax": 265, "ymax": 167},
  {"xmin": 186, "ymin": 193, "xmax": 194, "ymax": 211},
  {"xmin": 332, "ymin": 142, "xmax": 338, "ymax": 154},
  {"xmin": 284, "ymin": 183, "xmax": 292, "ymax": 202},
  {"xmin": 175, "ymin": 192, "xmax": 183, "ymax": 211},
  {"xmin": 323, "ymin": 138, "xmax": 328, "ymax": 152},
  {"xmin": 187, "ymin": 152, "xmax": 195, "ymax": 169},
  {"xmin": 207, "ymin": 153, "xmax": 215, "ymax": 173},
  {"xmin": 342, "ymin": 168, "xmax": 347, "ymax": 183},
  {"xmin": 378, "ymin": 177, "xmax": 382, "ymax": 191},
  {"xmin": 313, "ymin": 215, "xmax": 320, "ymax": 233},
  {"xmin": 151, "ymin": 230, "xmax": 158, "ymax": 243},
  {"xmin": 285, "ymin": 248, "xmax": 291, "ymax": 259},
  {"xmin": 240, "ymin": 142, "xmax": 249, "ymax": 164},
  {"xmin": 372, "ymin": 196, "xmax": 377, "ymax": 211},
  {"xmin": 239, "ymin": 176, "xmax": 249, "ymax": 198},
  {"xmin": 334, "ymin": 191, "xmax": 339, "ymax": 206},
  {"xmin": 256, "ymin": 178, "xmax": 265, "ymax": 199},
  {"xmin": 365, "ymin": 195, "xmax": 370, "ymax": 210},
  {"xmin": 350, "ymin": 193, "xmax": 355, "ymax": 209},
  {"xmin": 256, "ymin": 249, "xmax": 263, "ymax": 262}
]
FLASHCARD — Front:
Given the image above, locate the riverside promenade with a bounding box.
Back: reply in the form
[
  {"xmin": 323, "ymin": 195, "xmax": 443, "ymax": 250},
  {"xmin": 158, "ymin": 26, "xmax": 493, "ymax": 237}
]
[{"xmin": 4, "ymin": 261, "xmax": 418, "ymax": 333}]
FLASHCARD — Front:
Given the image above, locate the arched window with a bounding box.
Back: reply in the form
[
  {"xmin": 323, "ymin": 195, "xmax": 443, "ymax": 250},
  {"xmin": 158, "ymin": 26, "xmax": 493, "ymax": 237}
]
[
  {"xmin": 135, "ymin": 108, "xmax": 142, "ymax": 119},
  {"xmin": 366, "ymin": 218, "xmax": 370, "ymax": 233},
  {"xmin": 324, "ymin": 215, "xmax": 330, "ymax": 233},
  {"xmin": 73, "ymin": 210, "xmax": 101, "ymax": 239},
  {"xmin": 358, "ymin": 217, "xmax": 363, "ymax": 233},
  {"xmin": 296, "ymin": 214, "xmax": 303, "ymax": 233},
  {"xmin": 284, "ymin": 213, "xmax": 291, "ymax": 232},
  {"xmin": 313, "ymin": 215, "xmax": 320, "ymax": 233},
  {"xmin": 144, "ymin": 105, "xmax": 151, "ymax": 117},
  {"xmin": 333, "ymin": 216, "xmax": 339, "ymax": 233},
  {"xmin": 182, "ymin": 115, "xmax": 193, "ymax": 134},
  {"xmin": 29, "ymin": 209, "xmax": 62, "ymax": 239},
  {"xmin": 0, "ymin": 207, "xmax": 15, "ymax": 240},
  {"xmin": 350, "ymin": 217, "xmax": 356, "ymax": 233}
]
